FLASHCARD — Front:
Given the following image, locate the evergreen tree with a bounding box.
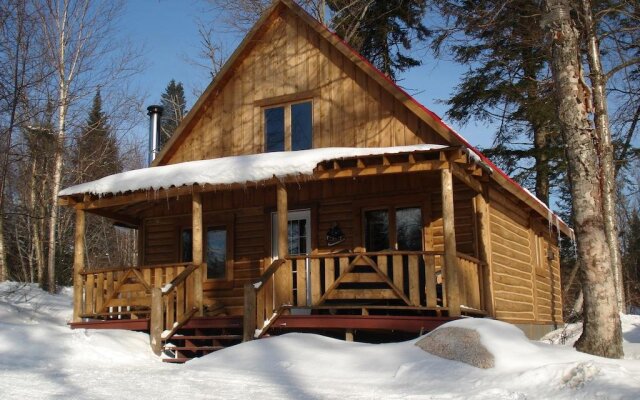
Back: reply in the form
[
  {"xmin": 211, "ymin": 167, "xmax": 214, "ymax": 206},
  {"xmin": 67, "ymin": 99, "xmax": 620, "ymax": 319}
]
[
  {"xmin": 75, "ymin": 89, "xmax": 121, "ymax": 182},
  {"xmin": 430, "ymin": 0, "xmax": 564, "ymax": 205},
  {"xmin": 160, "ymin": 79, "xmax": 187, "ymax": 148},
  {"xmin": 327, "ymin": 0, "xmax": 431, "ymax": 80}
]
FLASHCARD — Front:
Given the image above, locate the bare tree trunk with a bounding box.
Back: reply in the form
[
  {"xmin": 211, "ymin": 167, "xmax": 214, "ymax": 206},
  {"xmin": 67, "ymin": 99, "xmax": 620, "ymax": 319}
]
[
  {"xmin": 47, "ymin": 96, "xmax": 66, "ymax": 293},
  {"xmin": 0, "ymin": 218, "xmax": 7, "ymax": 282},
  {"xmin": 0, "ymin": 0, "xmax": 30, "ymax": 282},
  {"xmin": 542, "ymin": 0, "xmax": 622, "ymax": 358},
  {"xmin": 29, "ymin": 156, "xmax": 45, "ymax": 286},
  {"xmin": 580, "ymin": 0, "xmax": 625, "ymax": 313}
]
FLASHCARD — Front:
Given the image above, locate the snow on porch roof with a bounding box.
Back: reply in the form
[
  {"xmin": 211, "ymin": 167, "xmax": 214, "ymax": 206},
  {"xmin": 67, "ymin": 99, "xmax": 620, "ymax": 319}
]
[{"xmin": 58, "ymin": 145, "xmax": 447, "ymax": 198}]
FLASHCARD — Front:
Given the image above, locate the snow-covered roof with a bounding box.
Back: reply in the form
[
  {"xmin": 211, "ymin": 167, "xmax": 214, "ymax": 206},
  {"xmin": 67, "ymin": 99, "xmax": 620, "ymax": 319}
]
[{"xmin": 59, "ymin": 145, "xmax": 447, "ymax": 197}]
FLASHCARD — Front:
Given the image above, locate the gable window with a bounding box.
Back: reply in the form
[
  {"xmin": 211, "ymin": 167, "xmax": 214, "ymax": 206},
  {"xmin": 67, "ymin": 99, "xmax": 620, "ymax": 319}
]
[
  {"xmin": 364, "ymin": 207, "xmax": 422, "ymax": 252},
  {"xmin": 265, "ymin": 107, "xmax": 285, "ymax": 152},
  {"xmin": 264, "ymin": 100, "xmax": 313, "ymax": 152}
]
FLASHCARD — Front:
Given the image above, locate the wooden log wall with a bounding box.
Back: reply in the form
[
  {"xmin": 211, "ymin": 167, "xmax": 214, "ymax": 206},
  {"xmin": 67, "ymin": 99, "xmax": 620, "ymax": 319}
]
[
  {"xmin": 488, "ymin": 187, "xmax": 562, "ymax": 324},
  {"xmin": 164, "ymin": 7, "xmax": 448, "ymax": 164},
  {"xmin": 139, "ymin": 173, "xmax": 480, "ymax": 316},
  {"xmin": 138, "ymin": 172, "xmax": 560, "ymax": 323}
]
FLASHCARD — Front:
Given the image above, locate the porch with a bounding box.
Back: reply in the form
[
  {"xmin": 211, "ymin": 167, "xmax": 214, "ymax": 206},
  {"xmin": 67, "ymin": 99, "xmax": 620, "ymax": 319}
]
[
  {"xmin": 72, "ymin": 248, "xmax": 485, "ymax": 351},
  {"xmin": 62, "ymin": 146, "xmax": 495, "ymax": 357}
]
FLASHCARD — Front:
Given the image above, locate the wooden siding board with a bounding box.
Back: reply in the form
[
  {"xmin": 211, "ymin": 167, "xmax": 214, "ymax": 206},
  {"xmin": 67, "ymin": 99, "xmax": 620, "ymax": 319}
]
[{"xmin": 163, "ymin": 7, "xmax": 447, "ymax": 164}]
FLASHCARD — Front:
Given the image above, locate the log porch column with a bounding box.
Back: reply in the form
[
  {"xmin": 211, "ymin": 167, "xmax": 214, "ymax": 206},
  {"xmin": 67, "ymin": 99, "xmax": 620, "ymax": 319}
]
[
  {"xmin": 441, "ymin": 167, "xmax": 461, "ymax": 316},
  {"xmin": 72, "ymin": 208, "xmax": 85, "ymax": 322},
  {"xmin": 192, "ymin": 191, "xmax": 203, "ymax": 316},
  {"xmin": 275, "ymin": 180, "xmax": 291, "ymax": 305},
  {"xmin": 475, "ymin": 191, "xmax": 495, "ymax": 317},
  {"xmin": 277, "ymin": 181, "xmax": 288, "ymax": 259}
]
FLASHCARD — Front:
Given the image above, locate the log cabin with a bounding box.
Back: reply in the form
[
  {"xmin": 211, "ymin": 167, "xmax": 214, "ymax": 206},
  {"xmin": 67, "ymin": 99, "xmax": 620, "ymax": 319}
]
[{"xmin": 58, "ymin": 0, "xmax": 571, "ymax": 362}]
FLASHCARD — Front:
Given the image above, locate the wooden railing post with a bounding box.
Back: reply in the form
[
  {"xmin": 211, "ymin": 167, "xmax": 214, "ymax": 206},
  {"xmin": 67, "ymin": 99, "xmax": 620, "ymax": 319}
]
[
  {"xmin": 243, "ymin": 283, "xmax": 257, "ymax": 341},
  {"xmin": 192, "ymin": 191, "xmax": 203, "ymax": 316},
  {"xmin": 150, "ymin": 287, "xmax": 163, "ymax": 355},
  {"xmin": 72, "ymin": 208, "xmax": 85, "ymax": 322},
  {"xmin": 441, "ymin": 167, "xmax": 461, "ymax": 316}
]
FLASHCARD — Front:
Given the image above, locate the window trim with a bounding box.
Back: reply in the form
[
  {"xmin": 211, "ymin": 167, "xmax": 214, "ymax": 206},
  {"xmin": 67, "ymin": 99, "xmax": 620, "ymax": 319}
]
[
  {"xmin": 362, "ymin": 205, "xmax": 424, "ymax": 252},
  {"xmin": 263, "ymin": 98, "xmax": 313, "ymax": 152},
  {"xmin": 179, "ymin": 218, "xmax": 234, "ymax": 289}
]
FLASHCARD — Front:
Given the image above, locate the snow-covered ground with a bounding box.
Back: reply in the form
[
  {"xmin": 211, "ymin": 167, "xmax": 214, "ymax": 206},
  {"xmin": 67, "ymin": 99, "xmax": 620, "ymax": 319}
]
[{"xmin": 1, "ymin": 282, "xmax": 639, "ymax": 400}]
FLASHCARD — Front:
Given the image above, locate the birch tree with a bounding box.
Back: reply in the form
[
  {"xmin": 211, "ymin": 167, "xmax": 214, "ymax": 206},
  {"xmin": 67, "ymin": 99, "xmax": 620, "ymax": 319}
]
[
  {"xmin": 38, "ymin": 0, "xmax": 128, "ymax": 292},
  {"xmin": 542, "ymin": 0, "xmax": 622, "ymax": 358}
]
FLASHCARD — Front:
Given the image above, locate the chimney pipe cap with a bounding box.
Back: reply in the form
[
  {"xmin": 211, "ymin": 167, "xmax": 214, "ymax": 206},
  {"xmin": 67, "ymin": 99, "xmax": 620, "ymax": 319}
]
[{"xmin": 147, "ymin": 105, "xmax": 164, "ymax": 116}]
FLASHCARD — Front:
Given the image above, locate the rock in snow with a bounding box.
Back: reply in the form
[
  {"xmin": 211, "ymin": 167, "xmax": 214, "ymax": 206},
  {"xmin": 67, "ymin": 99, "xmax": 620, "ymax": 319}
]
[{"xmin": 415, "ymin": 326, "xmax": 495, "ymax": 369}]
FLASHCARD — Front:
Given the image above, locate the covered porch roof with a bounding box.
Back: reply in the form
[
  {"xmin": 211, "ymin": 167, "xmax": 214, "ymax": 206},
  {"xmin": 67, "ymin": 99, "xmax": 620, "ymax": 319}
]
[{"xmin": 58, "ymin": 145, "xmax": 572, "ymax": 236}]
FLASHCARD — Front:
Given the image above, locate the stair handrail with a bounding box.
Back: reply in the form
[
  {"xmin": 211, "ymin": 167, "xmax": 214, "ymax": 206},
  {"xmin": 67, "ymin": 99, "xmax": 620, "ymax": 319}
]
[
  {"xmin": 243, "ymin": 258, "xmax": 287, "ymax": 341},
  {"xmin": 150, "ymin": 263, "xmax": 202, "ymax": 354}
]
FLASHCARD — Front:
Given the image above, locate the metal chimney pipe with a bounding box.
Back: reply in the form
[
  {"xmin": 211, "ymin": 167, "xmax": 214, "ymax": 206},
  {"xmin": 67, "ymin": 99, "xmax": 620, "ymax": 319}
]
[{"xmin": 147, "ymin": 105, "xmax": 163, "ymax": 166}]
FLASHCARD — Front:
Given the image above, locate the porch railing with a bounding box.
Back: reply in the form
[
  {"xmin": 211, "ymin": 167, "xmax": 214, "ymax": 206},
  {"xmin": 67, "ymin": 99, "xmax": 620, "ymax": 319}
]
[
  {"xmin": 77, "ymin": 262, "xmax": 201, "ymax": 354},
  {"xmin": 243, "ymin": 251, "xmax": 485, "ymax": 340}
]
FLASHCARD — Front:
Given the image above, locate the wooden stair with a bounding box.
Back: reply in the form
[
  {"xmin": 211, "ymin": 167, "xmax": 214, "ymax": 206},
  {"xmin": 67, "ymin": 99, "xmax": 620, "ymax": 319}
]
[{"xmin": 160, "ymin": 317, "xmax": 243, "ymax": 363}]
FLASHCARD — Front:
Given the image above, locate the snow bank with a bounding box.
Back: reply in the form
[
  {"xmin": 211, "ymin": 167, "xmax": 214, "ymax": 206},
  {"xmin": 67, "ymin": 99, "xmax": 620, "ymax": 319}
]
[
  {"xmin": 59, "ymin": 145, "xmax": 446, "ymax": 197},
  {"xmin": 2, "ymin": 283, "xmax": 640, "ymax": 399},
  {"xmin": 543, "ymin": 313, "xmax": 640, "ymax": 360}
]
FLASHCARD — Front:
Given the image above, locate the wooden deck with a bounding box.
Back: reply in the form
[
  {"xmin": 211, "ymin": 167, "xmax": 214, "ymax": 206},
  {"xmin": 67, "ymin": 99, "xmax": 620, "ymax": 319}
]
[
  {"xmin": 68, "ymin": 314, "xmax": 455, "ymax": 336},
  {"xmin": 244, "ymin": 251, "xmax": 485, "ymax": 340},
  {"xmin": 71, "ymin": 248, "xmax": 485, "ymax": 360}
]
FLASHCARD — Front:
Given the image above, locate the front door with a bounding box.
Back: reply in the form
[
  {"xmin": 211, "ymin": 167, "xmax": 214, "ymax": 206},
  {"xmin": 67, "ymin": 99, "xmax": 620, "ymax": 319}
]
[{"xmin": 272, "ymin": 209, "xmax": 311, "ymax": 304}]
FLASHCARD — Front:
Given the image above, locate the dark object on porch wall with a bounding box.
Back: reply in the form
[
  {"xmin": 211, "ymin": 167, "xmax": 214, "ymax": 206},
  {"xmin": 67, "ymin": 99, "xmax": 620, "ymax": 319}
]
[{"xmin": 326, "ymin": 223, "xmax": 345, "ymax": 247}]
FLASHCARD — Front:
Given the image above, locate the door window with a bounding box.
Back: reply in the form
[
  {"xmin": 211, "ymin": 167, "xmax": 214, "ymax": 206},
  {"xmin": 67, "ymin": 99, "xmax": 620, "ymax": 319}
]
[{"xmin": 272, "ymin": 209, "xmax": 311, "ymax": 258}]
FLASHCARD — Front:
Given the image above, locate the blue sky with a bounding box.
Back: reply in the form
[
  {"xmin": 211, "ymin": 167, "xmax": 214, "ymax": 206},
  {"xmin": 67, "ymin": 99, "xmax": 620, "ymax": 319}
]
[{"xmin": 120, "ymin": 0, "xmax": 495, "ymax": 149}]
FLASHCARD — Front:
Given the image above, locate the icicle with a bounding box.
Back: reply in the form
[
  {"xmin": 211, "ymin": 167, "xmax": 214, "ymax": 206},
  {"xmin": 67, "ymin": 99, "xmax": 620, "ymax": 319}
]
[{"xmin": 570, "ymin": 229, "xmax": 577, "ymax": 259}]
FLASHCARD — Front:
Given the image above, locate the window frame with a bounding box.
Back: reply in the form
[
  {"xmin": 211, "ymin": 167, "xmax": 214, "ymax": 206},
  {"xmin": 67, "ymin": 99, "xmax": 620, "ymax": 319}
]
[
  {"xmin": 263, "ymin": 98, "xmax": 313, "ymax": 152},
  {"xmin": 362, "ymin": 204, "xmax": 424, "ymax": 252},
  {"xmin": 179, "ymin": 218, "xmax": 234, "ymax": 289}
]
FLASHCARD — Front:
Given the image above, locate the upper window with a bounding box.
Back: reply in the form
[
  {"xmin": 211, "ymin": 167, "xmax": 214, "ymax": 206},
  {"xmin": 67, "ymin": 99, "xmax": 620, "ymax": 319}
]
[
  {"xmin": 265, "ymin": 100, "xmax": 313, "ymax": 152},
  {"xmin": 265, "ymin": 107, "xmax": 285, "ymax": 152}
]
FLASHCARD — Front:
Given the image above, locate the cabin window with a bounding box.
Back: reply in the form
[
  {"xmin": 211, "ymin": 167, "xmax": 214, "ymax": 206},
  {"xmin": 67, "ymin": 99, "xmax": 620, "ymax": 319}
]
[
  {"xmin": 291, "ymin": 102, "xmax": 312, "ymax": 150},
  {"xmin": 396, "ymin": 207, "xmax": 422, "ymax": 251},
  {"xmin": 265, "ymin": 107, "xmax": 285, "ymax": 152},
  {"xmin": 264, "ymin": 100, "xmax": 312, "ymax": 152},
  {"xmin": 180, "ymin": 226, "xmax": 231, "ymax": 281},
  {"xmin": 181, "ymin": 228, "xmax": 193, "ymax": 262},
  {"xmin": 364, "ymin": 207, "xmax": 422, "ymax": 252},
  {"xmin": 206, "ymin": 227, "xmax": 227, "ymax": 280},
  {"xmin": 364, "ymin": 210, "xmax": 389, "ymax": 251}
]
